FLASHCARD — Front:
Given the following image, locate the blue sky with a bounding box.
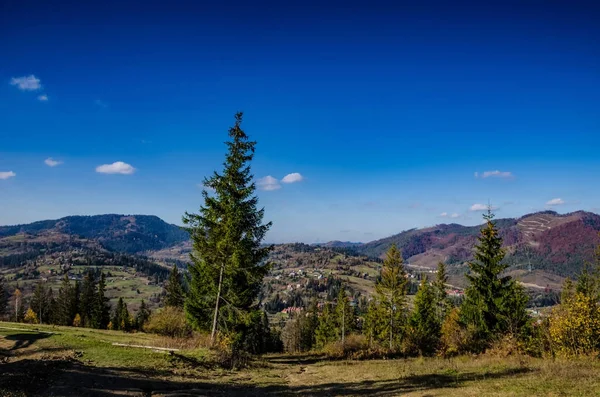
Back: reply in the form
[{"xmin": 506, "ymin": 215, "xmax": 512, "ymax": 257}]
[{"xmin": 1, "ymin": 0, "xmax": 599, "ymax": 243}]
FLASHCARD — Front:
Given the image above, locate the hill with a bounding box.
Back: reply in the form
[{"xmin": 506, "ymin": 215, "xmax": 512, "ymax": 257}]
[{"xmin": 0, "ymin": 214, "xmax": 189, "ymax": 254}]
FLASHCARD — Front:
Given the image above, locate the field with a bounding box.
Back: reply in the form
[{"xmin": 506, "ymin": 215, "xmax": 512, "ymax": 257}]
[{"xmin": 1, "ymin": 322, "xmax": 600, "ymax": 396}]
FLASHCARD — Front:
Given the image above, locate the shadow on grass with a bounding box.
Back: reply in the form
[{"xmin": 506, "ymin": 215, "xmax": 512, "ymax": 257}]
[
  {"xmin": 0, "ymin": 357, "xmax": 535, "ymax": 397},
  {"xmin": 5, "ymin": 333, "xmax": 51, "ymax": 351}
]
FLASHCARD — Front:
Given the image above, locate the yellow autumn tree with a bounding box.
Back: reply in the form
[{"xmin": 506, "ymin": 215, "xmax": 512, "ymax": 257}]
[
  {"xmin": 24, "ymin": 308, "xmax": 39, "ymax": 324},
  {"xmin": 73, "ymin": 313, "xmax": 82, "ymax": 327},
  {"xmin": 549, "ymin": 292, "xmax": 600, "ymax": 356}
]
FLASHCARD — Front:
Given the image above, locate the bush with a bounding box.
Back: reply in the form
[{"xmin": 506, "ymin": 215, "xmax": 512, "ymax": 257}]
[
  {"xmin": 439, "ymin": 308, "xmax": 469, "ymax": 357},
  {"xmin": 549, "ymin": 293, "xmax": 600, "ymax": 356},
  {"xmin": 144, "ymin": 306, "xmax": 192, "ymax": 338},
  {"xmin": 321, "ymin": 334, "xmax": 386, "ymax": 359}
]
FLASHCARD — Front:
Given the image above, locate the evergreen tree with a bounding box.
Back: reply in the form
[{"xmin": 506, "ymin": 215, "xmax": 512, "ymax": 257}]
[
  {"xmin": 408, "ymin": 277, "xmax": 441, "ymax": 356},
  {"xmin": 375, "ymin": 244, "xmax": 407, "ymax": 350},
  {"xmin": 112, "ymin": 297, "xmax": 130, "ymax": 331},
  {"xmin": 30, "ymin": 282, "xmax": 51, "ymax": 324},
  {"xmin": 164, "ymin": 265, "xmax": 185, "ymax": 308},
  {"xmin": 0, "ymin": 277, "xmax": 7, "ymax": 318},
  {"xmin": 57, "ymin": 274, "xmax": 74, "ymax": 326},
  {"xmin": 335, "ymin": 287, "xmax": 355, "ymax": 343},
  {"xmin": 315, "ymin": 303, "xmax": 336, "ymax": 348},
  {"xmin": 433, "ymin": 262, "xmax": 451, "ymax": 321},
  {"xmin": 135, "ymin": 299, "xmax": 151, "ymax": 330},
  {"xmin": 461, "ymin": 210, "xmax": 527, "ymax": 349},
  {"xmin": 183, "ymin": 113, "xmax": 272, "ymax": 346},
  {"xmin": 91, "ymin": 273, "xmax": 110, "ymax": 329},
  {"xmin": 80, "ymin": 271, "xmax": 97, "ymax": 327},
  {"xmin": 561, "ymin": 277, "xmax": 575, "ymax": 304},
  {"xmin": 364, "ymin": 300, "xmax": 387, "ymax": 347}
]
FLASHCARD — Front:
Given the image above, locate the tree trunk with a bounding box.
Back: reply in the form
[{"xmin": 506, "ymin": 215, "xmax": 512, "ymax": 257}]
[
  {"xmin": 210, "ymin": 262, "xmax": 225, "ymax": 346},
  {"xmin": 389, "ymin": 310, "xmax": 393, "ymax": 351},
  {"xmin": 341, "ymin": 306, "xmax": 345, "ymax": 344}
]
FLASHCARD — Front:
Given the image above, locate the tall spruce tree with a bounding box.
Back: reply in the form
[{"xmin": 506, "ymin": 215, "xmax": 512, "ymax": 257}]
[
  {"xmin": 91, "ymin": 273, "xmax": 110, "ymax": 329},
  {"xmin": 183, "ymin": 113, "xmax": 272, "ymax": 346},
  {"xmin": 80, "ymin": 271, "xmax": 97, "ymax": 327},
  {"xmin": 315, "ymin": 302, "xmax": 336, "ymax": 348},
  {"xmin": 461, "ymin": 210, "xmax": 527, "ymax": 348},
  {"xmin": 30, "ymin": 282, "xmax": 51, "ymax": 324},
  {"xmin": 375, "ymin": 244, "xmax": 407, "ymax": 350},
  {"xmin": 112, "ymin": 297, "xmax": 130, "ymax": 331},
  {"xmin": 164, "ymin": 265, "xmax": 185, "ymax": 308}
]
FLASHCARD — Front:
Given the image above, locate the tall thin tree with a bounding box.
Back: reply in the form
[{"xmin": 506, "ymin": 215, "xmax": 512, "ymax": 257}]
[
  {"xmin": 183, "ymin": 113, "xmax": 272, "ymax": 345},
  {"xmin": 164, "ymin": 265, "xmax": 185, "ymax": 308}
]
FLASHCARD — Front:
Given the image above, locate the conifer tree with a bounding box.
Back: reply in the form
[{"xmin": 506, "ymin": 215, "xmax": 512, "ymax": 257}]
[
  {"xmin": 375, "ymin": 244, "xmax": 407, "ymax": 350},
  {"xmin": 112, "ymin": 297, "xmax": 130, "ymax": 331},
  {"xmin": 30, "ymin": 282, "xmax": 51, "ymax": 324},
  {"xmin": 91, "ymin": 273, "xmax": 110, "ymax": 329},
  {"xmin": 315, "ymin": 303, "xmax": 336, "ymax": 348},
  {"xmin": 408, "ymin": 277, "xmax": 441, "ymax": 356},
  {"xmin": 57, "ymin": 274, "xmax": 74, "ymax": 326},
  {"xmin": 183, "ymin": 113, "xmax": 272, "ymax": 346},
  {"xmin": 461, "ymin": 209, "xmax": 527, "ymax": 348},
  {"xmin": 0, "ymin": 277, "xmax": 7, "ymax": 318},
  {"xmin": 433, "ymin": 262, "xmax": 451, "ymax": 321},
  {"xmin": 135, "ymin": 299, "xmax": 151, "ymax": 330},
  {"xmin": 364, "ymin": 300, "xmax": 386, "ymax": 347},
  {"xmin": 335, "ymin": 287, "xmax": 355, "ymax": 343},
  {"xmin": 164, "ymin": 265, "xmax": 185, "ymax": 308},
  {"xmin": 80, "ymin": 271, "xmax": 97, "ymax": 327}
]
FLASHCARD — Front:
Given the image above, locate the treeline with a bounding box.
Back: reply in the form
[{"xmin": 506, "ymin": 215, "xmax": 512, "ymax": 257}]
[
  {"xmin": 0, "ymin": 270, "xmax": 151, "ymax": 332},
  {"xmin": 281, "ymin": 213, "xmax": 600, "ymax": 358}
]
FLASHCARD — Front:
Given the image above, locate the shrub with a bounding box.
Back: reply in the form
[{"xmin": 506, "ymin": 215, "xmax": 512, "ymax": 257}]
[
  {"xmin": 322, "ymin": 334, "xmax": 376, "ymax": 359},
  {"xmin": 439, "ymin": 308, "xmax": 469, "ymax": 357},
  {"xmin": 144, "ymin": 306, "xmax": 192, "ymax": 338},
  {"xmin": 24, "ymin": 308, "xmax": 38, "ymax": 324},
  {"xmin": 72, "ymin": 313, "xmax": 82, "ymax": 327},
  {"xmin": 549, "ymin": 292, "xmax": 600, "ymax": 356}
]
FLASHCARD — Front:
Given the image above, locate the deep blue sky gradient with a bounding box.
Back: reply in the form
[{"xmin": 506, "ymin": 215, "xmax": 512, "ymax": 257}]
[{"xmin": 1, "ymin": 0, "xmax": 599, "ymax": 242}]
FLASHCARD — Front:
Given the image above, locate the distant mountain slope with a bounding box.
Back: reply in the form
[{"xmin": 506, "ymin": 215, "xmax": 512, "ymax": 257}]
[
  {"xmin": 355, "ymin": 211, "xmax": 600, "ymax": 279},
  {"xmin": 0, "ymin": 214, "xmax": 189, "ymax": 254}
]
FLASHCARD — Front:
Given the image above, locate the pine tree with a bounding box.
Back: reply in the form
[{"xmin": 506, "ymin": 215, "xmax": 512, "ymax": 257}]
[
  {"xmin": 183, "ymin": 113, "xmax": 272, "ymax": 346},
  {"xmin": 91, "ymin": 273, "xmax": 110, "ymax": 329},
  {"xmin": 408, "ymin": 277, "xmax": 441, "ymax": 356},
  {"xmin": 375, "ymin": 244, "xmax": 407, "ymax": 350},
  {"xmin": 135, "ymin": 299, "xmax": 151, "ymax": 330},
  {"xmin": 576, "ymin": 263, "xmax": 596, "ymax": 298},
  {"xmin": 164, "ymin": 265, "xmax": 185, "ymax": 308},
  {"xmin": 363, "ymin": 300, "xmax": 386, "ymax": 347},
  {"xmin": 335, "ymin": 287, "xmax": 355, "ymax": 343},
  {"xmin": 561, "ymin": 277, "xmax": 575, "ymax": 304},
  {"xmin": 0, "ymin": 277, "xmax": 7, "ymax": 318},
  {"xmin": 461, "ymin": 209, "xmax": 526, "ymax": 348}
]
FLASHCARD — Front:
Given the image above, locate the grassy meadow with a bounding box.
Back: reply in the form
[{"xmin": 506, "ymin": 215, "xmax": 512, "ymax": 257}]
[{"xmin": 1, "ymin": 321, "xmax": 600, "ymax": 396}]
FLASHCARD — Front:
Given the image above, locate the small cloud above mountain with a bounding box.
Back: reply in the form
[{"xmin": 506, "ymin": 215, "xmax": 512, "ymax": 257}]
[
  {"xmin": 96, "ymin": 161, "xmax": 135, "ymax": 175},
  {"xmin": 470, "ymin": 203, "xmax": 498, "ymax": 211},
  {"xmin": 546, "ymin": 198, "xmax": 565, "ymax": 206}
]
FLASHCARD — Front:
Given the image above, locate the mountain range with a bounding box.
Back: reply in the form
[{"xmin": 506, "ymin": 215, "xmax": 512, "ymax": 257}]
[{"xmin": 2, "ymin": 211, "xmax": 599, "ymax": 286}]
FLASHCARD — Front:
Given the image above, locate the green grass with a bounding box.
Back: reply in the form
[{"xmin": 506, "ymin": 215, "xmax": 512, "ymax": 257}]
[{"xmin": 2, "ymin": 321, "xmax": 600, "ymax": 396}]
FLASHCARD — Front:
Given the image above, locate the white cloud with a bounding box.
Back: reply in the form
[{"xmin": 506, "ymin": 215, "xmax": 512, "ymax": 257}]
[
  {"xmin": 281, "ymin": 172, "xmax": 304, "ymax": 184},
  {"xmin": 439, "ymin": 212, "xmax": 448, "ymax": 217},
  {"xmin": 10, "ymin": 75, "xmax": 42, "ymax": 91},
  {"xmin": 450, "ymin": 213, "xmax": 460, "ymax": 218},
  {"xmin": 470, "ymin": 203, "xmax": 498, "ymax": 211},
  {"xmin": 475, "ymin": 170, "xmax": 514, "ymax": 179},
  {"xmin": 95, "ymin": 161, "xmax": 135, "ymax": 175},
  {"xmin": 0, "ymin": 171, "xmax": 16, "ymax": 180},
  {"xmin": 257, "ymin": 175, "xmax": 281, "ymax": 191},
  {"xmin": 44, "ymin": 158, "xmax": 62, "ymax": 167},
  {"xmin": 37, "ymin": 94, "xmax": 48, "ymax": 101},
  {"xmin": 546, "ymin": 198, "xmax": 565, "ymax": 206}
]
